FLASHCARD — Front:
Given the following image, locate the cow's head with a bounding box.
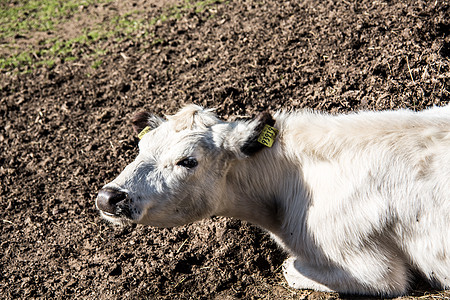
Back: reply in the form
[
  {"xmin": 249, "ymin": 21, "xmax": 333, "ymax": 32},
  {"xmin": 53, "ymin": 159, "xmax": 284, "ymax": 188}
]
[{"xmin": 95, "ymin": 105, "xmax": 275, "ymax": 227}]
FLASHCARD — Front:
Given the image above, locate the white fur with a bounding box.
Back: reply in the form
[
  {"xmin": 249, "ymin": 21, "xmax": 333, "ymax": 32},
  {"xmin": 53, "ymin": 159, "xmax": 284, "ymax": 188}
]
[{"xmin": 97, "ymin": 104, "xmax": 450, "ymax": 296}]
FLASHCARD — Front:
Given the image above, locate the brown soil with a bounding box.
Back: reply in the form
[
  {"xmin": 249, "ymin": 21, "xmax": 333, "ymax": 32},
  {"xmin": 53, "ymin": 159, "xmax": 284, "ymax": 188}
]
[{"xmin": 1, "ymin": 0, "xmax": 449, "ymax": 299}]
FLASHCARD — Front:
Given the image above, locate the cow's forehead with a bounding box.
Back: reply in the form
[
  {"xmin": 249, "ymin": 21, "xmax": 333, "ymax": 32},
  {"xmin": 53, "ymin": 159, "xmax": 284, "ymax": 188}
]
[{"xmin": 138, "ymin": 122, "xmax": 209, "ymax": 158}]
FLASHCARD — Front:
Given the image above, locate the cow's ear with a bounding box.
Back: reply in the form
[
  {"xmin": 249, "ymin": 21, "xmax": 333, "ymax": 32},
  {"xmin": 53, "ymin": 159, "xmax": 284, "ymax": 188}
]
[
  {"xmin": 239, "ymin": 111, "xmax": 277, "ymax": 156},
  {"xmin": 131, "ymin": 111, "xmax": 164, "ymax": 134},
  {"xmin": 217, "ymin": 111, "xmax": 277, "ymax": 158}
]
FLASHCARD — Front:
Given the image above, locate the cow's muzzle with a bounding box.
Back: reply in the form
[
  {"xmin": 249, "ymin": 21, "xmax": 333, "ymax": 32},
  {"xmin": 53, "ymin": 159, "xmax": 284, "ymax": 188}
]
[{"xmin": 96, "ymin": 187, "xmax": 128, "ymax": 216}]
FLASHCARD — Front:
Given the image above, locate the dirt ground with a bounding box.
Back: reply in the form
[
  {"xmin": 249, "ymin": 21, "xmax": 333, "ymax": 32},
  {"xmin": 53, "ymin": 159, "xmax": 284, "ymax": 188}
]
[{"xmin": 1, "ymin": 0, "xmax": 449, "ymax": 299}]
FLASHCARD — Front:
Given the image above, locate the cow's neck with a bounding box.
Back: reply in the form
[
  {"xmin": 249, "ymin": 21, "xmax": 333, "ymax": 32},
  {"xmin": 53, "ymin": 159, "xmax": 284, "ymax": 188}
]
[{"xmin": 219, "ymin": 146, "xmax": 300, "ymax": 235}]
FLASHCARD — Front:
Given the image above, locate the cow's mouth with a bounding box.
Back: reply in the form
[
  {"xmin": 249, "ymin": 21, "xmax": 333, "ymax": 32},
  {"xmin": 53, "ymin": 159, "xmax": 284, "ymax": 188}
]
[
  {"xmin": 98, "ymin": 204, "xmax": 135, "ymax": 225},
  {"xmin": 100, "ymin": 210, "xmax": 115, "ymax": 217}
]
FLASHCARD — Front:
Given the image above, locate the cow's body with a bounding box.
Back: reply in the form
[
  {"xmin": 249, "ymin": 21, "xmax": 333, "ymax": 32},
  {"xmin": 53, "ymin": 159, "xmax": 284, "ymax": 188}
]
[{"xmin": 96, "ymin": 105, "xmax": 450, "ymax": 296}]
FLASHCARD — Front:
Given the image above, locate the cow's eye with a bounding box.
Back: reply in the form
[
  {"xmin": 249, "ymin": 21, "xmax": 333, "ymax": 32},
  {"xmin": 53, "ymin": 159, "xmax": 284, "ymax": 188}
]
[{"xmin": 176, "ymin": 157, "xmax": 198, "ymax": 169}]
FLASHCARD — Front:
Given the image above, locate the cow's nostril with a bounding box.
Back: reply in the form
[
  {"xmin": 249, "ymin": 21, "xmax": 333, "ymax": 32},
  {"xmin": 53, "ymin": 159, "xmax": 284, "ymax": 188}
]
[{"xmin": 96, "ymin": 188, "xmax": 128, "ymax": 214}]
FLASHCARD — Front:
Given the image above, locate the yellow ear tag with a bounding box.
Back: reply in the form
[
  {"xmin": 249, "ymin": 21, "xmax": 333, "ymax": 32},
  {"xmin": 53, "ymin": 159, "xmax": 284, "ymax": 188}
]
[
  {"xmin": 257, "ymin": 124, "xmax": 279, "ymax": 147},
  {"xmin": 138, "ymin": 126, "xmax": 152, "ymax": 140}
]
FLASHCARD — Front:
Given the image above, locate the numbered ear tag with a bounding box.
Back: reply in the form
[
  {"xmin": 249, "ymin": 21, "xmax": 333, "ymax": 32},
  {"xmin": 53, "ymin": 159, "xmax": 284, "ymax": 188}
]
[
  {"xmin": 257, "ymin": 124, "xmax": 279, "ymax": 147},
  {"xmin": 138, "ymin": 126, "xmax": 152, "ymax": 140}
]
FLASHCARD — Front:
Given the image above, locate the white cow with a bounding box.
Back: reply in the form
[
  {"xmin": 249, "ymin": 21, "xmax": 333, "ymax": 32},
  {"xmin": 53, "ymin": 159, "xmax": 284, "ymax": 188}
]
[{"xmin": 96, "ymin": 104, "xmax": 450, "ymax": 296}]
